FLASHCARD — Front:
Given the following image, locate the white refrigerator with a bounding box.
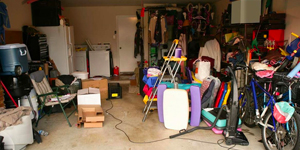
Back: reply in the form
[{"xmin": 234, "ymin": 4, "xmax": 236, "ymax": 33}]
[{"xmin": 36, "ymin": 26, "xmax": 75, "ymax": 75}]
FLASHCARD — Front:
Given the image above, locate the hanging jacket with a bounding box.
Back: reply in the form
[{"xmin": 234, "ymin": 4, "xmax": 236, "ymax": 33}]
[{"xmin": 0, "ymin": 2, "xmax": 10, "ymax": 44}]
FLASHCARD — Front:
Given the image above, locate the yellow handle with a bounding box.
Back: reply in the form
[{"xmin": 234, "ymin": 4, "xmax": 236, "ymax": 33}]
[
  {"xmin": 173, "ymin": 39, "xmax": 179, "ymax": 44},
  {"xmin": 292, "ymin": 32, "xmax": 299, "ymax": 38},
  {"xmin": 279, "ymin": 47, "xmax": 289, "ymax": 56},
  {"xmin": 191, "ymin": 72, "xmax": 202, "ymax": 84}
]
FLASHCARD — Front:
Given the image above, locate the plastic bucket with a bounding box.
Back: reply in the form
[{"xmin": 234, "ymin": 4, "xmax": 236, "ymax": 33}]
[
  {"xmin": 72, "ymin": 72, "xmax": 89, "ymax": 79},
  {"xmin": 21, "ymin": 89, "xmax": 38, "ymax": 120}
]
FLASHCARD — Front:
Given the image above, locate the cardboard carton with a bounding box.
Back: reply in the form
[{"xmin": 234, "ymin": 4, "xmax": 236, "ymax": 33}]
[
  {"xmin": 84, "ymin": 122, "xmax": 103, "ymax": 128},
  {"xmin": 77, "ymin": 105, "xmax": 105, "ymax": 123},
  {"xmin": 77, "ymin": 88, "xmax": 101, "ymax": 105},
  {"xmin": 82, "ymin": 79, "xmax": 108, "ymax": 100},
  {"xmin": 130, "ymin": 79, "xmax": 137, "ymax": 86}
]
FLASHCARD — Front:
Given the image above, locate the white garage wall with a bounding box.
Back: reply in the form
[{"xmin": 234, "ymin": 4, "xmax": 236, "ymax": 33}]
[{"xmin": 63, "ymin": 6, "xmax": 141, "ymax": 67}]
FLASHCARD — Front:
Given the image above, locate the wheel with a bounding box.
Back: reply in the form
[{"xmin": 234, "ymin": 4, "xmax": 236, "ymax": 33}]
[
  {"xmin": 277, "ymin": 59, "xmax": 290, "ymax": 72},
  {"xmin": 239, "ymin": 87, "xmax": 256, "ymax": 128},
  {"xmin": 261, "ymin": 111, "xmax": 300, "ymax": 150}
]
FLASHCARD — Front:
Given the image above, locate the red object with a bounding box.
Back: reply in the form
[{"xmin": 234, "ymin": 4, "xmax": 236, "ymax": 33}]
[
  {"xmin": 273, "ymin": 104, "xmax": 288, "ymax": 123},
  {"xmin": 214, "ymin": 82, "xmax": 225, "ymax": 108},
  {"xmin": 187, "ymin": 58, "xmax": 197, "ymax": 71},
  {"xmin": 114, "ymin": 66, "xmax": 119, "ymax": 76},
  {"xmin": 27, "ymin": 0, "xmax": 38, "ymax": 4},
  {"xmin": 59, "ymin": 15, "xmax": 64, "ymax": 20},
  {"xmin": 275, "ymin": 92, "xmax": 280, "ymax": 96},
  {"xmin": 143, "ymin": 84, "xmax": 157, "ymax": 98},
  {"xmin": 201, "ymin": 56, "xmax": 215, "ymax": 69},
  {"xmin": 0, "ymin": 80, "xmax": 18, "ymax": 107},
  {"xmin": 61, "ymin": 6, "xmax": 65, "ymax": 11},
  {"xmin": 141, "ymin": 8, "xmax": 145, "ymax": 17},
  {"xmin": 252, "ymin": 29, "xmax": 285, "ymax": 49},
  {"xmin": 87, "ymin": 59, "xmax": 90, "ymax": 78}
]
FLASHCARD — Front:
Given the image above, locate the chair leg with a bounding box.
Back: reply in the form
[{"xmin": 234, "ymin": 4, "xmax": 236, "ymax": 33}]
[
  {"xmin": 48, "ymin": 106, "xmax": 53, "ymax": 116},
  {"xmin": 36, "ymin": 104, "xmax": 45, "ymax": 127},
  {"xmin": 58, "ymin": 102, "xmax": 72, "ymax": 127},
  {"xmin": 72, "ymin": 99, "xmax": 77, "ymax": 112}
]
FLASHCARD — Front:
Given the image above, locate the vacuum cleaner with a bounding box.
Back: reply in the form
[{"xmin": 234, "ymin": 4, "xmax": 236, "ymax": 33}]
[{"xmin": 169, "ymin": 66, "xmax": 249, "ymax": 146}]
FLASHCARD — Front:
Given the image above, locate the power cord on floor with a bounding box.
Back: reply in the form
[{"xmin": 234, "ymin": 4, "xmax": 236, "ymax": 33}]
[{"xmin": 105, "ymin": 99, "xmax": 239, "ymax": 150}]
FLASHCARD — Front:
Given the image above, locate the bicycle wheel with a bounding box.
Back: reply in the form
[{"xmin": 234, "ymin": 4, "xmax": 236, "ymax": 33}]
[
  {"xmin": 261, "ymin": 111, "xmax": 300, "ymax": 150},
  {"xmin": 277, "ymin": 59, "xmax": 290, "ymax": 72},
  {"xmin": 239, "ymin": 87, "xmax": 256, "ymax": 128}
]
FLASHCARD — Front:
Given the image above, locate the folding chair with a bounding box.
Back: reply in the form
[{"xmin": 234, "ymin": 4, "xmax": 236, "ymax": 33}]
[{"xmin": 29, "ymin": 70, "xmax": 77, "ymax": 127}]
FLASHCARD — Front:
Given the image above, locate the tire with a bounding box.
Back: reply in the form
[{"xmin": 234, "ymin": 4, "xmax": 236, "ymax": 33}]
[
  {"xmin": 239, "ymin": 87, "xmax": 256, "ymax": 128},
  {"xmin": 277, "ymin": 59, "xmax": 290, "ymax": 72},
  {"xmin": 261, "ymin": 111, "xmax": 300, "ymax": 150}
]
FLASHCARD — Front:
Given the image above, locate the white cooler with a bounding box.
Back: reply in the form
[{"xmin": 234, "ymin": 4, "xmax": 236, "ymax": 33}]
[{"xmin": 0, "ymin": 115, "xmax": 33, "ymax": 150}]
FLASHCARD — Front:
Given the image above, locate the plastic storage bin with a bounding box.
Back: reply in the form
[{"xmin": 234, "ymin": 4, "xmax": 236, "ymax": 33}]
[
  {"xmin": 108, "ymin": 83, "xmax": 122, "ymax": 99},
  {"xmin": 0, "ymin": 44, "xmax": 29, "ymax": 76},
  {"xmin": 72, "ymin": 72, "xmax": 89, "ymax": 80},
  {"xmin": 0, "ymin": 115, "xmax": 33, "ymax": 150}
]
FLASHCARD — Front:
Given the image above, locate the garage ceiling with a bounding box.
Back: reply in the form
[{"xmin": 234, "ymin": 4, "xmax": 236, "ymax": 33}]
[{"xmin": 61, "ymin": 0, "xmax": 220, "ymax": 7}]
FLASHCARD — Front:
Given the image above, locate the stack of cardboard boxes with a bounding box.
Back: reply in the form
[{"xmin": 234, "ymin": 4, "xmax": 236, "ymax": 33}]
[
  {"xmin": 82, "ymin": 79, "xmax": 108, "ymax": 100},
  {"xmin": 77, "ymin": 78, "xmax": 108, "ymax": 128},
  {"xmin": 0, "ymin": 84, "xmax": 4, "ymax": 108}
]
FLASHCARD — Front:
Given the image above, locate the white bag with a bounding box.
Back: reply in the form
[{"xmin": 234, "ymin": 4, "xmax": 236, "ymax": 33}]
[{"xmin": 195, "ymin": 61, "xmax": 211, "ymax": 82}]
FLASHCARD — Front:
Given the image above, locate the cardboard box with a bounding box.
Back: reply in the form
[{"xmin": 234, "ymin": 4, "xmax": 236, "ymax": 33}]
[
  {"xmin": 84, "ymin": 122, "xmax": 103, "ymax": 128},
  {"xmin": 77, "ymin": 88, "xmax": 101, "ymax": 105},
  {"xmin": 130, "ymin": 79, "xmax": 137, "ymax": 86},
  {"xmin": 78, "ymin": 105, "xmax": 104, "ymax": 123},
  {"xmin": 82, "ymin": 79, "xmax": 108, "ymax": 100}
]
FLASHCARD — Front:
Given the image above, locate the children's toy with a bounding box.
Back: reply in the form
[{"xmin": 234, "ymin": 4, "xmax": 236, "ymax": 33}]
[
  {"xmin": 143, "ymin": 39, "xmax": 187, "ymax": 122},
  {"xmin": 204, "ymin": 120, "xmax": 242, "ymax": 135},
  {"xmin": 157, "ymin": 84, "xmax": 167, "ymax": 123},
  {"xmin": 222, "ymin": 82, "xmax": 231, "ymax": 105},
  {"xmin": 163, "ymin": 88, "xmax": 189, "ymax": 130},
  {"xmin": 190, "ymin": 85, "xmax": 201, "ymax": 126},
  {"xmin": 201, "ymin": 108, "xmax": 242, "ymax": 130},
  {"xmin": 214, "ymin": 82, "xmax": 225, "ymax": 107},
  {"xmin": 170, "ymin": 66, "xmax": 249, "ymax": 146},
  {"xmin": 218, "ymin": 83, "xmax": 228, "ymax": 108},
  {"xmin": 286, "ymin": 32, "xmax": 300, "ymax": 57}
]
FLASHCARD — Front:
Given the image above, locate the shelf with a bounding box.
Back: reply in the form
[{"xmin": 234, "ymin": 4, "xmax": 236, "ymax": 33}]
[{"xmin": 163, "ymin": 56, "xmax": 187, "ymax": 62}]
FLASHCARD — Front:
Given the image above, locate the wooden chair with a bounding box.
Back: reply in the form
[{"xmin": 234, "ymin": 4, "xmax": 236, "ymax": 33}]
[{"xmin": 29, "ymin": 70, "xmax": 77, "ymax": 127}]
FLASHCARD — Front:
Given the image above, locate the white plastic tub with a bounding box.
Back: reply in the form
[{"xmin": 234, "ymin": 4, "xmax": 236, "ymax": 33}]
[
  {"xmin": 21, "ymin": 89, "xmax": 38, "ymax": 120},
  {"xmin": 72, "ymin": 72, "xmax": 89, "ymax": 79},
  {"xmin": 0, "ymin": 115, "xmax": 33, "ymax": 150}
]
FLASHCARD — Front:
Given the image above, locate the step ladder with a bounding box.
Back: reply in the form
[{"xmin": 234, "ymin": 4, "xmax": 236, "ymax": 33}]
[{"xmin": 142, "ymin": 39, "xmax": 187, "ymax": 122}]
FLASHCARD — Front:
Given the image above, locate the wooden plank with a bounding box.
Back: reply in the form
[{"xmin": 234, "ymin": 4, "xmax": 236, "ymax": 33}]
[
  {"xmin": 86, "ymin": 114, "xmax": 104, "ymax": 122},
  {"xmin": 4, "ymin": 31, "xmax": 23, "ymax": 44},
  {"xmin": 84, "ymin": 122, "xmax": 103, "ymax": 128},
  {"xmin": 49, "ymin": 58, "xmax": 61, "ymax": 76}
]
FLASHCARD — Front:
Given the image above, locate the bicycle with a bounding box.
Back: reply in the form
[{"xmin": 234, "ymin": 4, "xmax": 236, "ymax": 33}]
[{"xmin": 238, "ymin": 63, "xmax": 300, "ymax": 150}]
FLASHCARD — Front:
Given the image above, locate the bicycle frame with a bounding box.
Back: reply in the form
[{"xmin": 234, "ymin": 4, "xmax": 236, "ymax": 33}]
[{"xmin": 243, "ymin": 78, "xmax": 278, "ymax": 131}]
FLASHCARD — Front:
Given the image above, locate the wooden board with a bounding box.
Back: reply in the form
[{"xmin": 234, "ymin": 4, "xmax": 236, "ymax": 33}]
[
  {"xmin": 4, "ymin": 31, "xmax": 23, "ymax": 44},
  {"xmin": 163, "ymin": 89, "xmax": 189, "ymax": 130}
]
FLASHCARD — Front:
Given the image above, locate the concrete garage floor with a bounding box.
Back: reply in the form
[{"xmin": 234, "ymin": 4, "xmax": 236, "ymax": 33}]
[{"xmin": 27, "ymin": 84, "xmax": 265, "ymax": 150}]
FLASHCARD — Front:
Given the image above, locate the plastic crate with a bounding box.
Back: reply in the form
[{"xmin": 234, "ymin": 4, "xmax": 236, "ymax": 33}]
[{"xmin": 108, "ymin": 83, "xmax": 122, "ymax": 99}]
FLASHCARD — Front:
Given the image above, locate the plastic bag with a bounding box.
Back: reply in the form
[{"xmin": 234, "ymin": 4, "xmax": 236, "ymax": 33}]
[
  {"xmin": 273, "ymin": 102, "xmax": 295, "ymax": 124},
  {"xmin": 195, "ymin": 61, "xmax": 211, "ymax": 82}
]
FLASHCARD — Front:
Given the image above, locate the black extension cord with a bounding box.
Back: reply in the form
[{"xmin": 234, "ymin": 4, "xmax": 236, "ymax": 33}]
[{"xmin": 105, "ymin": 99, "xmax": 238, "ymax": 150}]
